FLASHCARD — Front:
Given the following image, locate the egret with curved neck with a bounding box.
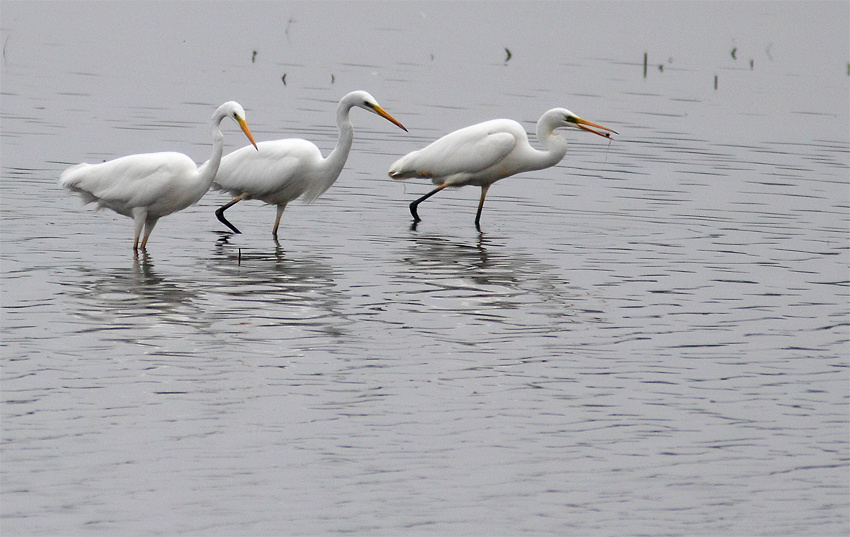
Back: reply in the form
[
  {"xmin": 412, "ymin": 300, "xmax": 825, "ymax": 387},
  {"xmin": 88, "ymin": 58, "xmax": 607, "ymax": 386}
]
[
  {"xmin": 213, "ymin": 90, "xmax": 407, "ymax": 238},
  {"xmin": 389, "ymin": 108, "xmax": 616, "ymax": 230},
  {"xmin": 60, "ymin": 101, "xmax": 257, "ymax": 250}
]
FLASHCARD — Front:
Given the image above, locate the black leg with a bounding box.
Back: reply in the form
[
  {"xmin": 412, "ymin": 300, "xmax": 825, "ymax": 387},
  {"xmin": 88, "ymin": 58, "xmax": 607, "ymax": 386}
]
[
  {"xmin": 215, "ymin": 195, "xmax": 244, "ymax": 234},
  {"xmin": 409, "ymin": 184, "xmax": 447, "ymax": 223},
  {"xmin": 474, "ymin": 185, "xmax": 490, "ymax": 231}
]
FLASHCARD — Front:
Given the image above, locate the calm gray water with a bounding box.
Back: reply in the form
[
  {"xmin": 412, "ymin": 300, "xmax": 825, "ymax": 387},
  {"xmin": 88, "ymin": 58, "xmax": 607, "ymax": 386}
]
[{"xmin": 2, "ymin": 2, "xmax": 848, "ymax": 535}]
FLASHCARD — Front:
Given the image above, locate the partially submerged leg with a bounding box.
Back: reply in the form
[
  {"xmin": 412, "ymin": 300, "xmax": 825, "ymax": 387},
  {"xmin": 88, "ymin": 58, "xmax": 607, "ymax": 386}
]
[
  {"xmin": 132, "ymin": 208, "xmax": 147, "ymax": 250},
  {"xmin": 140, "ymin": 216, "xmax": 158, "ymax": 250},
  {"xmin": 272, "ymin": 202, "xmax": 287, "ymax": 239},
  {"xmin": 215, "ymin": 194, "xmax": 246, "ymax": 234},
  {"xmin": 409, "ymin": 183, "xmax": 448, "ymax": 223},
  {"xmin": 474, "ymin": 185, "xmax": 490, "ymax": 231}
]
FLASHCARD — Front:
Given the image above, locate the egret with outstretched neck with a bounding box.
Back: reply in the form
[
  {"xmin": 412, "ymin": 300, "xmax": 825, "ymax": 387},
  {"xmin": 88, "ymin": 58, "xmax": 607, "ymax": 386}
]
[
  {"xmin": 60, "ymin": 101, "xmax": 257, "ymax": 250},
  {"xmin": 388, "ymin": 108, "xmax": 616, "ymax": 230},
  {"xmin": 213, "ymin": 90, "xmax": 407, "ymax": 238}
]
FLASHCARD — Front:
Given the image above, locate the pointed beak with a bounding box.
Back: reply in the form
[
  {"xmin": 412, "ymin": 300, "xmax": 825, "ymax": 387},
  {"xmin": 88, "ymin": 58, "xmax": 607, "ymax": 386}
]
[
  {"xmin": 574, "ymin": 116, "xmax": 618, "ymax": 139},
  {"xmin": 371, "ymin": 104, "xmax": 408, "ymax": 132},
  {"xmin": 236, "ymin": 116, "xmax": 259, "ymax": 150}
]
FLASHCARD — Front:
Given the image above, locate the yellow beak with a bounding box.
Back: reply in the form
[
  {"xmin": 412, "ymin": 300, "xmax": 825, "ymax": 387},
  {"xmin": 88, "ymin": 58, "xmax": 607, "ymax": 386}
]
[
  {"xmin": 236, "ymin": 116, "xmax": 259, "ymax": 150},
  {"xmin": 371, "ymin": 104, "xmax": 408, "ymax": 132},
  {"xmin": 574, "ymin": 116, "xmax": 618, "ymax": 139}
]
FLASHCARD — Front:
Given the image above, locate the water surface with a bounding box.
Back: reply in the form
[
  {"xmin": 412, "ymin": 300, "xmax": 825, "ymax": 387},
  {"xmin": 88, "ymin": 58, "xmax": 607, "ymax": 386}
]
[{"xmin": 2, "ymin": 2, "xmax": 848, "ymax": 535}]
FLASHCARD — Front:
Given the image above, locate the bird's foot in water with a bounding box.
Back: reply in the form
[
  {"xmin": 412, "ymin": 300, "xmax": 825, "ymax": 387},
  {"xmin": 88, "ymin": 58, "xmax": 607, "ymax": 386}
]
[
  {"xmin": 409, "ymin": 204, "xmax": 422, "ymax": 230},
  {"xmin": 409, "ymin": 204, "xmax": 421, "ymax": 223},
  {"xmin": 215, "ymin": 208, "xmax": 242, "ymax": 234}
]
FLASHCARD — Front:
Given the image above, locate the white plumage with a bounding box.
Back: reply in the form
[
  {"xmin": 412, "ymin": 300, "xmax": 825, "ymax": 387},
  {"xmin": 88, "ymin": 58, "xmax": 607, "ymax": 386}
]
[
  {"xmin": 389, "ymin": 108, "xmax": 616, "ymax": 229},
  {"xmin": 213, "ymin": 91, "xmax": 406, "ymax": 238},
  {"xmin": 60, "ymin": 101, "xmax": 257, "ymax": 250}
]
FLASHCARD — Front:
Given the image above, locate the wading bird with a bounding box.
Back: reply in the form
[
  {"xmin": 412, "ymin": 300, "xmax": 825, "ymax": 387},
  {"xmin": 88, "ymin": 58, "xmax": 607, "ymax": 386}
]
[
  {"xmin": 60, "ymin": 101, "xmax": 257, "ymax": 250},
  {"xmin": 388, "ymin": 108, "xmax": 616, "ymax": 230},
  {"xmin": 213, "ymin": 90, "xmax": 407, "ymax": 238}
]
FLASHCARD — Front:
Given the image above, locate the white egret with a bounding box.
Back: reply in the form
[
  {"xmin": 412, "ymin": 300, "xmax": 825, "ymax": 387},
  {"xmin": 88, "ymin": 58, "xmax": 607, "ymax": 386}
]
[
  {"xmin": 60, "ymin": 101, "xmax": 258, "ymax": 250},
  {"xmin": 212, "ymin": 90, "xmax": 406, "ymax": 238},
  {"xmin": 388, "ymin": 108, "xmax": 617, "ymax": 230}
]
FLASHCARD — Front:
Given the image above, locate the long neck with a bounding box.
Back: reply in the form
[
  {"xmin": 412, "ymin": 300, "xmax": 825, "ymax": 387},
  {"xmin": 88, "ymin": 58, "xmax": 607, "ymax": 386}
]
[
  {"xmin": 197, "ymin": 120, "xmax": 225, "ymax": 187},
  {"xmin": 322, "ymin": 100, "xmax": 355, "ymax": 178},
  {"xmin": 530, "ymin": 115, "xmax": 569, "ymax": 170}
]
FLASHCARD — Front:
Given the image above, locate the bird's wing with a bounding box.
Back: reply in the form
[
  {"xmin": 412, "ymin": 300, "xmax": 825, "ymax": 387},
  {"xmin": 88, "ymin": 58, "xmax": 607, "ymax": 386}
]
[
  {"xmin": 60, "ymin": 153, "xmax": 196, "ymax": 208},
  {"xmin": 214, "ymin": 140, "xmax": 318, "ymax": 201},
  {"xmin": 390, "ymin": 123, "xmax": 517, "ymax": 181}
]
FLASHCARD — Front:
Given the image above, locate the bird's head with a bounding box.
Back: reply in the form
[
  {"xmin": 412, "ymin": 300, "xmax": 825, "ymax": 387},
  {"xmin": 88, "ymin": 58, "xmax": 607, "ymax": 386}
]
[
  {"xmin": 351, "ymin": 91, "xmax": 408, "ymax": 132},
  {"xmin": 554, "ymin": 109, "xmax": 618, "ymax": 139},
  {"xmin": 218, "ymin": 101, "xmax": 258, "ymax": 150}
]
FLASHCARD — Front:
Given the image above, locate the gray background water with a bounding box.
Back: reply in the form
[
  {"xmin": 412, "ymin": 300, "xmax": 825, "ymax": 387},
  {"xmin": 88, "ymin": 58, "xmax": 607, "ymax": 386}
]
[{"xmin": 2, "ymin": 1, "xmax": 848, "ymax": 535}]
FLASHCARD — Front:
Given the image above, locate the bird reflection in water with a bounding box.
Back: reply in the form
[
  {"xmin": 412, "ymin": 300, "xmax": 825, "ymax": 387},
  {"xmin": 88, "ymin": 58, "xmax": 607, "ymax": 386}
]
[
  {"xmin": 209, "ymin": 236, "xmax": 348, "ymax": 340},
  {"xmin": 400, "ymin": 233, "xmax": 538, "ymax": 294},
  {"xmin": 213, "ymin": 233, "xmax": 289, "ymax": 266},
  {"xmin": 63, "ymin": 251, "xmax": 200, "ymax": 334},
  {"xmin": 131, "ymin": 248, "xmax": 162, "ymax": 284},
  {"xmin": 394, "ymin": 232, "xmax": 605, "ymax": 325}
]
